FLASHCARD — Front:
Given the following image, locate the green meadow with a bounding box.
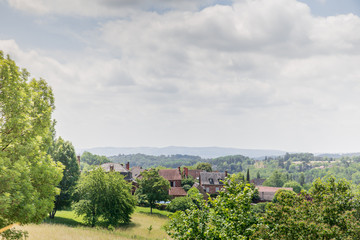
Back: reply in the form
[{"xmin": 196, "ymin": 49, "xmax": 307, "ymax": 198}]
[{"xmin": 18, "ymin": 207, "xmax": 172, "ymax": 240}]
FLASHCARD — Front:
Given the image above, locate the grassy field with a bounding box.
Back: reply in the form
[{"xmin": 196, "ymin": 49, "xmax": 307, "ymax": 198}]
[{"xmin": 18, "ymin": 207, "xmax": 172, "ymax": 240}]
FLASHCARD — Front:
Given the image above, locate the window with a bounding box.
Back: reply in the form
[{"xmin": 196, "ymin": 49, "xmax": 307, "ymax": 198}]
[
  {"xmin": 218, "ymin": 179, "xmax": 223, "ymax": 184},
  {"xmin": 209, "ymin": 178, "xmax": 214, "ymax": 184},
  {"xmin": 216, "ymin": 187, "xmax": 219, "ymax": 192},
  {"xmin": 170, "ymin": 181, "xmax": 174, "ymax": 187},
  {"xmin": 206, "ymin": 187, "xmax": 210, "ymax": 192}
]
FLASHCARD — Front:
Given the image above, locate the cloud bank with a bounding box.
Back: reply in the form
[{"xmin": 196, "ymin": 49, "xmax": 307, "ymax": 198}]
[{"xmin": 1, "ymin": 0, "xmax": 360, "ymax": 152}]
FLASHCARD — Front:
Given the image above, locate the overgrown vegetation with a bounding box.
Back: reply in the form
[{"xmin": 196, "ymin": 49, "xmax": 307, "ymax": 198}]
[{"xmin": 167, "ymin": 176, "xmax": 360, "ymax": 239}]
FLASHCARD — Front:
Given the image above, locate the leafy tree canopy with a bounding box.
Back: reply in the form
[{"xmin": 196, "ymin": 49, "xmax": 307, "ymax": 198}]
[
  {"xmin": 74, "ymin": 167, "xmax": 135, "ymax": 227},
  {"xmin": 135, "ymin": 169, "xmax": 170, "ymax": 214},
  {"xmin": 0, "ymin": 52, "xmax": 63, "ymax": 228},
  {"xmin": 196, "ymin": 162, "xmax": 212, "ymax": 172}
]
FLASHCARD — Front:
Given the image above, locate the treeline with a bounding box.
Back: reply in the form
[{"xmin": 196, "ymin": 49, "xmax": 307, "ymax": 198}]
[{"xmin": 108, "ymin": 153, "xmax": 202, "ymax": 168}]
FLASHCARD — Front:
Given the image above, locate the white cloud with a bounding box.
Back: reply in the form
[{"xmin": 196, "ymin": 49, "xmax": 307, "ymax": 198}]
[
  {"xmin": 6, "ymin": 0, "xmax": 223, "ymax": 16},
  {"xmin": 2, "ymin": 0, "xmax": 360, "ymax": 152}
]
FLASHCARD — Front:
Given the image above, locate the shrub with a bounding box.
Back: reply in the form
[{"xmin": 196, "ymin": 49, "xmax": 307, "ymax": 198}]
[{"xmin": 167, "ymin": 197, "xmax": 193, "ymax": 213}]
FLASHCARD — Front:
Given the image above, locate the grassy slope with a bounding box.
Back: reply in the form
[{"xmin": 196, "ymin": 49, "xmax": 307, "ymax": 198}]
[{"xmin": 19, "ymin": 207, "xmax": 171, "ymax": 240}]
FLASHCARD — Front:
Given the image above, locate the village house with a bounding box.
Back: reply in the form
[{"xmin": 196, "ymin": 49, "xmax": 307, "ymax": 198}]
[
  {"xmin": 100, "ymin": 162, "xmax": 132, "ymax": 181},
  {"xmin": 183, "ymin": 167, "xmax": 204, "ymax": 180},
  {"xmin": 131, "ymin": 166, "xmax": 145, "ymax": 179},
  {"xmin": 199, "ymin": 171, "xmax": 227, "ymax": 195},
  {"xmin": 256, "ymin": 186, "xmax": 293, "ymax": 201},
  {"xmin": 158, "ymin": 168, "xmax": 187, "ymax": 198}
]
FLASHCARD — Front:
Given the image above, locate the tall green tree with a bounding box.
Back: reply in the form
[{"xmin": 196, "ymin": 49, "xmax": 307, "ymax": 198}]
[
  {"xmin": 49, "ymin": 137, "xmax": 80, "ymax": 218},
  {"xmin": 135, "ymin": 169, "xmax": 170, "ymax": 214},
  {"xmin": 0, "ymin": 52, "xmax": 63, "ymax": 228},
  {"xmin": 246, "ymin": 169, "xmax": 250, "ymax": 182},
  {"xmin": 74, "ymin": 167, "xmax": 135, "ymax": 227}
]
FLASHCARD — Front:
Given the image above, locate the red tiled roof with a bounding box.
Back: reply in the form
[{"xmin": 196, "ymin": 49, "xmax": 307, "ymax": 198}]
[
  {"xmin": 188, "ymin": 169, "xmax": 204, "ymax": 179},
  {"xmin": 257, "ymin": 186, "xmax": 293, "ymax": 193},
  {"xmin": 169, "ymin": 187, "xmax": 187, "ymax": 196},
  {"xmin": 158, "ymin": 169, "xmax": 182, "ymax": 181}
]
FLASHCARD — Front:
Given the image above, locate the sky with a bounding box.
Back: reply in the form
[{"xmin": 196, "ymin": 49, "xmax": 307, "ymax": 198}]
[{"xmin": 1, "ymin": 0, "xmax": 360, "ymax": 154}]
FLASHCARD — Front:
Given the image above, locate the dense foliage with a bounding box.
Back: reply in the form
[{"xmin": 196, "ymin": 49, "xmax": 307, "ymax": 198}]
[
  {"xmin": 167, "ymin": 175, "xmax": 257, "ymax": 239},
  {"xmin": 255, "ymin": 177, "xmax": 360, "ymax": 239},
  {"xmin": 167, "ymin": 176, "xmax": 360, "ymax": 239},
  {"xmin": 74, "ymin": 167, "xmax": 135, "ymax": 227},
  {"xmin": 0, "ymin": 52, "xmax": 63, "ymax": 228}
]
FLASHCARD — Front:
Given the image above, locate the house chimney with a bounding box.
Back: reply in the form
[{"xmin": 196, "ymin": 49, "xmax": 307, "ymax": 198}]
[
  {"xmin": 110, "ymin": 164, "xmax": 114, "ymax": 171},
  {"xmin": 184, "ymin": 167, "xmax": 188, "ymax": 178},
  {"xmin": 225, "ymin": 171, "xmax": 228, "ymax": 177},
  {"xmin": 126, "ymin": 162, "xmax": 130, "ymax": 170},
  {"xmin": 77, "ymin": 156, "xmax": 80, "ymax": 166}
]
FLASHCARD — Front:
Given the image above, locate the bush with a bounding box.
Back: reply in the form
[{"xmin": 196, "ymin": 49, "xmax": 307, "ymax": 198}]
[
  {"xmin": 167, "ymin": 197, "xmax": 193, "ymax": 212},
  {"xmin": 182, "ymin": 184, "xmax": 192, "ymax": 192}
]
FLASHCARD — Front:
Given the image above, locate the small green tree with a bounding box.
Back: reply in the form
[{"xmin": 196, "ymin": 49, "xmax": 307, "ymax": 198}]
[
  {"xmin": 135, "ymin": 169, "xmax": 170, "ymax": 214},
  {"xmin": 74, "ymin": 167, "xmax": 135, "ymax": 227},
  {"xmin": 167, "ymin": 197, "xmax": 194, "ymax": 212},
  {"xmin": 49, "ymin": 137, "xmax": 80, "ymax": 218},
  {"xmin": 181, "ymin": 176, "xmax": 194, "ymax": 192},
  {"xmin": 263, "ymin": 170, "xmax": 285, "ymax": 187},
  {"xmin": 246, "ymin": 169, "xmax": 250, "ymax": 182},
  {"xmin": 299, "ymin": 172, "xmax": 305, "ymax": 186}
]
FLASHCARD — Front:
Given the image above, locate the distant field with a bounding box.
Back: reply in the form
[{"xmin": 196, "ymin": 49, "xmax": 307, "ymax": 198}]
[{"xmin": 19, "ymin": 207, "xmax": 171, "ymax": 240}]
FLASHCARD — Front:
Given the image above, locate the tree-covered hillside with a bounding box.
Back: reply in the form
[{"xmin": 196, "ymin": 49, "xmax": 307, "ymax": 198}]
[{"xmin": 108, "ymin": 153, "xmax": 202, "ymax": 168}]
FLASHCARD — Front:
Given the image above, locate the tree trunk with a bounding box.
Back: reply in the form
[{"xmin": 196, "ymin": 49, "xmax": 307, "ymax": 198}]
[{"xmin": 49, "ymin": 209, "xmax": 56, "ymax": 219}]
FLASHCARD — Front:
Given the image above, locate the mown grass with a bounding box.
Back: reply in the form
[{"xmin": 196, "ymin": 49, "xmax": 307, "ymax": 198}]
[{"xmin": 19, "ymin": 207, "xmax": 172, "ymax": 240}]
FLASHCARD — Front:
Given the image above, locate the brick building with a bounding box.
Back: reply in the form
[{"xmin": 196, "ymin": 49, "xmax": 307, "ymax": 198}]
[
  {"xmin": 199, "ymin": 171, "xmax": 227, "ymax": 195},
  {"xmin": 158, "ymin": 168, "xmax": 186, "ymax": 198},
  {"xmin": 257, "ymin": 186, "xmax": 293, "ymax": 201}
]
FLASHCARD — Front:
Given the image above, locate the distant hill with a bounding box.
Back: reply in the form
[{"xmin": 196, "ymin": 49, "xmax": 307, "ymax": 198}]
[
  {"xmin": 77, "ymin": 146, "xmax": 286, "ymax": 159},
  {"xmin": 316, "ymin": 152, "xmax": 360, "ymax": 158}
]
